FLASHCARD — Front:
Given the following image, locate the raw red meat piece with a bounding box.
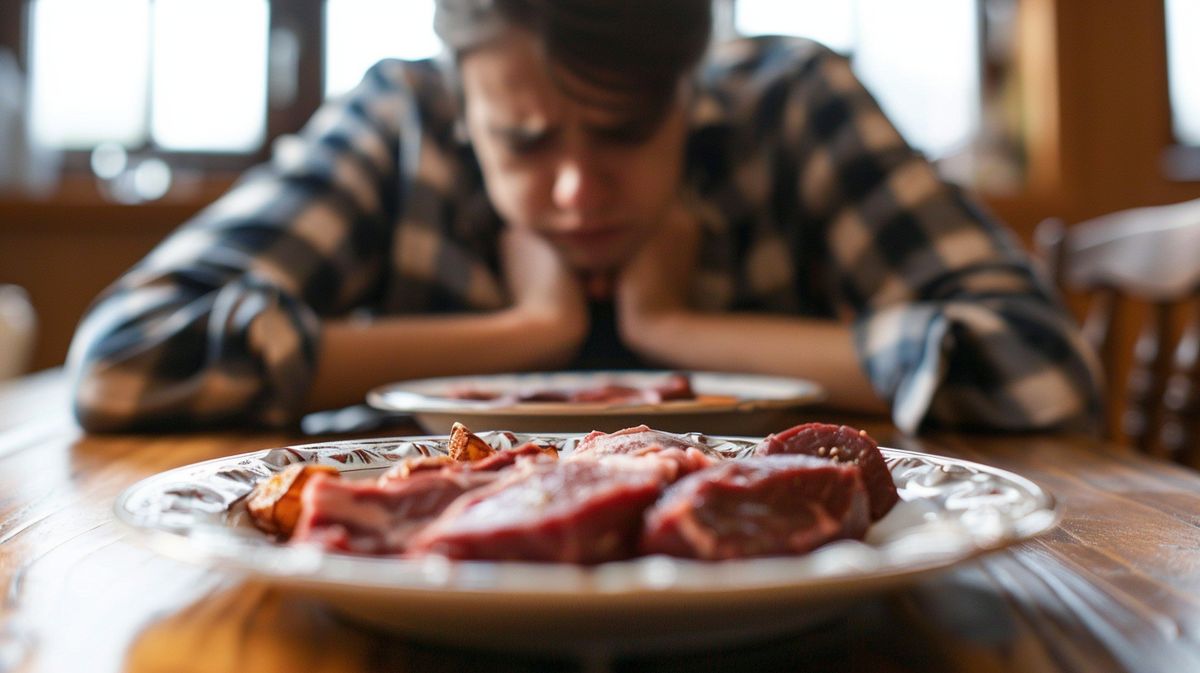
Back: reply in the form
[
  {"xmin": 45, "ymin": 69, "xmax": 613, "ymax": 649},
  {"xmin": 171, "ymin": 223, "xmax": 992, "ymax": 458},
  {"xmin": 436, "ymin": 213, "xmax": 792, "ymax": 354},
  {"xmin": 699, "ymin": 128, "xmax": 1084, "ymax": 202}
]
[
  {"xmin": 571, "ymin": 425, "xmax": 719, "ymax": 478},
  {"xmin": 446, "ymin": 388, "xmax": 500, "ymax": 401},
  {"xmin": 469, "ymin": 442, "xmax": 557, "ymax": 471},
  {"xmin": 563, "ymin": 384, "xmax": 644, "ymax": 404},
  {"xmin": 379, "ymin": 455, "xmax": 456, "ymax": 480},
  {"xmin": 444, "ymin": 374, "xmax": 698, "ymax": 405},
  {"xmin": 573, "ymin": 424, "xmax": 718, "ymax": 459},
  {"xmin": 407, "ymin": 457, "xmax": 675, "ymax": 564},
  {"xmin": 597, "ymin": 447, "xmax": 714, "ymax": 481},
  {"xmin": 291, "ymin": 469, "xmax": 498, "ymax": 555},
  {"xmin": 515, "ymin": 390, "xmax": 573, "ymax": 402},
  {"xmin": 652, "ymin": 372, "xmax": 695, "ymax": 400},
  {"xmin": 753, "ymin": 423, "xmax": 898, "ymax": 520},
  {"xmin": 640, "ymin": 455, "xmax": 870, "ymax": 560}
]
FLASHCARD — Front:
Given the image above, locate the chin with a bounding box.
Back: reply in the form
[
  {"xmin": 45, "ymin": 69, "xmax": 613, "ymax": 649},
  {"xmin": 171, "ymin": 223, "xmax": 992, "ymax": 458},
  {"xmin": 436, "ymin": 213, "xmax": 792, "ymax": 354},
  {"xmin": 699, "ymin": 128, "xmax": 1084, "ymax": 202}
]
[
  {"xmin": 574, "ymin": 226, "xmax": 657, "ymax": 271},
  {"xmin": 563, "ymin": 251, "xmax": 623, "ymax": 274},
  {"xmin": 550, "ymin": 238, "xmax": 629, "ymax": 273}
]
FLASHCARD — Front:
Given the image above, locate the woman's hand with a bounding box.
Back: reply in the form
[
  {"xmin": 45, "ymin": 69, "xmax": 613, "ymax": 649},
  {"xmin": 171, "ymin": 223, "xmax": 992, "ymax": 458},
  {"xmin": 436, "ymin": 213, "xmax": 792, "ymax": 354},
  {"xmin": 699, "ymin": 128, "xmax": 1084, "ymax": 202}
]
[
  {"xmin": 605, "ymin": 199, "xmax": 887, "ymax": 415},
  {"xmin": 615, "ymin": 199, "xmax": 701, "ymax": 354},
  {"xmin": 308, "ymin": 230, "xmax": 590, "ymax": 412},
  {"xmin": 501, "ymin": 225, "xmax": 590, "ymax": 363}
]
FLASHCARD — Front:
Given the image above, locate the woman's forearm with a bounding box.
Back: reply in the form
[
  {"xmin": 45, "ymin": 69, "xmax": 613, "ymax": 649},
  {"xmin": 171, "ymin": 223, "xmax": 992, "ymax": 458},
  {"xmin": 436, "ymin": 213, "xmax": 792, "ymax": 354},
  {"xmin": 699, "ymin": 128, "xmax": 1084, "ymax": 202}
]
[
  {"xmin": 622, "ymin": 311, "xmax": 889, "ymax": 415},
  {"xmin": 304, "ymin": 307, "xmax": 585, "ymax": 412}
]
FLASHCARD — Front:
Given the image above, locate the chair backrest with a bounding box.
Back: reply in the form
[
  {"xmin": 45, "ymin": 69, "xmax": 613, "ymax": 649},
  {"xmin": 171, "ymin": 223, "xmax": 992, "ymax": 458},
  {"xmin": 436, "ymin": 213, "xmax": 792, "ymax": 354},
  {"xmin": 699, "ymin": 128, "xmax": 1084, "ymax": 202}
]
[
  {"xmin": 0, "ymin": 284, "xmax": 36, "ymax": 380},
  {"xmin": 1035, "ymin": 198, "xmax": 1200, "ymax": 466}
]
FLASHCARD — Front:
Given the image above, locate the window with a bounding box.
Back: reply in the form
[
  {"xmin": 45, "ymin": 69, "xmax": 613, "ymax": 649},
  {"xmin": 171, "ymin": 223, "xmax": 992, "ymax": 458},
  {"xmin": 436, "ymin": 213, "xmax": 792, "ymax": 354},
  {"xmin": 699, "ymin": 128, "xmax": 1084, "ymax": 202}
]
[
  {"xmin": 27, "ymin": 0, "xmax": 443, "ymax": 155},
  {"xmin": 732, "ymin": 0, "xmax": 982, "ymax": 161},
  {"xmin": 734, "ymin": 1, "xmax": 856, "ymax": 53},
  {"xmin": 13, "ymin": 0, "xmax": 444, "ymax": 200},
  {"xmin": 325, "ymin": 0, "xmax": 440, "ymax": 99},
  {"xmin": 9, "ymin": 0, "xmax": 1028, "ymax": 198},
  {"xmin": 28, "ymin": 0, "xmax": 151, "ymax": 149},
  {"xmin": 1165, "ymin": 0, "xmax": 1200, "ymax": 147},
  {"xmin": 728, "ymin": 0, "xmax": 1025, "ymax": 192},
  {"xmin": 29, "ymin": 0, "xmax": 269, "ymax": 153},
  {"xmin": 151, "ymin": 1, "xmax": 269, "ymax": 152}
]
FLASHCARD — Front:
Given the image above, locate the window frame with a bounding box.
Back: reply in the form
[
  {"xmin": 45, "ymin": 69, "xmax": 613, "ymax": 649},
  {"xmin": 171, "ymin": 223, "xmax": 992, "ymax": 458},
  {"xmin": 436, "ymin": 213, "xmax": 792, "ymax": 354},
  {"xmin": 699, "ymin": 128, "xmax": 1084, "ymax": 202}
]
[
  {"xmin": 2, "ymin": 0, "xmax": 1197, "ymax": 203},
  {"xmin": 3, "ymin": 0, "xmax": 328, "ymax": 176},
  {"xmin": 1162, "ymin": 0, "xmax": 1200, "ymax": 180}
]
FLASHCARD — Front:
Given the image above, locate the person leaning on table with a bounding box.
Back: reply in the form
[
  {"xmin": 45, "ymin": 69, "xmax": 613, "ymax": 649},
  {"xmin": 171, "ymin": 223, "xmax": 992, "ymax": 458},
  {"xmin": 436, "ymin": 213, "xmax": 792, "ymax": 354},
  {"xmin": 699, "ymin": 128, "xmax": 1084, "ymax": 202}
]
[{"xmin": 66, "ymin": 0, "xmax": 1102, "ymax": 434}]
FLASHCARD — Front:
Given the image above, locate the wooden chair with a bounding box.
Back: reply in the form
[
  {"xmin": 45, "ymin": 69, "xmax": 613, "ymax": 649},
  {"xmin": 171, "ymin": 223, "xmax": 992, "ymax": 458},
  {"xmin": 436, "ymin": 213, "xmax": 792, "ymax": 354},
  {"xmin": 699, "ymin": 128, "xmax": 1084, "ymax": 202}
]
[
  {"xmin": 1035, "ymin": 198, "xmax": 1200, "ymax": 466},
  {"xmin": 0, "ymin": 284, "xmax": 36, "ymax": 381}
]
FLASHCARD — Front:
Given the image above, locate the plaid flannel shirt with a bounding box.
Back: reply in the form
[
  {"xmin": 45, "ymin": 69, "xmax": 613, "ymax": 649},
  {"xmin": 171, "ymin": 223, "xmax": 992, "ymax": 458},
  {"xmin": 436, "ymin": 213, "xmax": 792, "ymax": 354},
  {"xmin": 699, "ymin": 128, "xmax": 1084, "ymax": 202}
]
[{"xmin": 67, "ymin": 36, "xmax": 1102, "ymax": 433}]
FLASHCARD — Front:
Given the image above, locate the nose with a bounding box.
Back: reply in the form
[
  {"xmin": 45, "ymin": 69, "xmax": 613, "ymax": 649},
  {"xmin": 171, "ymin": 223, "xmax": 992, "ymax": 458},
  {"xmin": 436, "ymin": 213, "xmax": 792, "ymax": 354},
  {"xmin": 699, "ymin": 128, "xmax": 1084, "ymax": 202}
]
[{"xmin": 552, "ymin": 157, "xmax": 611, "ymax": 216}]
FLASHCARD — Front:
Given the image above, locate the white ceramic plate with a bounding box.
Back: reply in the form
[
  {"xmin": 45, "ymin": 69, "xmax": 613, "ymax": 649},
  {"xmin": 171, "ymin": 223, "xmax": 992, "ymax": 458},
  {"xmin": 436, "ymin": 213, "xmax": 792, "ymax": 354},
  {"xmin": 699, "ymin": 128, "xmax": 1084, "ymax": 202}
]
[
  {"xmin": 115, "ymin": 431, "xmax": 1058, "ymax": 655},
  {"xmin": 366, "ymin": 371, "xmax": 827, "ymax": 434}
]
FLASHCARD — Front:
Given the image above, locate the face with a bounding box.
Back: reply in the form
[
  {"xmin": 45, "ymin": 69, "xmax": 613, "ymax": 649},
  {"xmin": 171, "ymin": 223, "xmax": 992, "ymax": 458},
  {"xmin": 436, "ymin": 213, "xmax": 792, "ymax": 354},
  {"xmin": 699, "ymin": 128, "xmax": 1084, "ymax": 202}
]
[{"xmin": 460, "ymin": 29, "xmax": 689, "ymax": 273}]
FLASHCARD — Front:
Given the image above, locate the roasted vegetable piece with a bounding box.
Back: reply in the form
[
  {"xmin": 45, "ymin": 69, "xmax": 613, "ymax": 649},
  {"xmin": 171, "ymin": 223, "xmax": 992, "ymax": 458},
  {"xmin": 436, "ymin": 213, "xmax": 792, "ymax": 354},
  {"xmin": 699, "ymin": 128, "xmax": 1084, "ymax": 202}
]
[
  {"xmin": 247, "ymin": 463, "xmax": 339, "ymax": 537},
  {"xmin": 447, "ymin": 422, "xmax": 496, "ymax": 461}
]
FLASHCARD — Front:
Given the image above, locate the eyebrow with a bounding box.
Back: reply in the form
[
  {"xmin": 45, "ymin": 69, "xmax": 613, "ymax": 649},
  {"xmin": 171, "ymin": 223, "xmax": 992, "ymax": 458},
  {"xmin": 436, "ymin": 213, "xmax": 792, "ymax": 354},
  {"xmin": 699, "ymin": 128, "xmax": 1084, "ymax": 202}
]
[
  {"xmin": 588, "ymin": 116, "xmax": 657, "ymax": 143},
  {"xmin": 488, "ymin": 118, "xmax": 655, "ymax": 146}
]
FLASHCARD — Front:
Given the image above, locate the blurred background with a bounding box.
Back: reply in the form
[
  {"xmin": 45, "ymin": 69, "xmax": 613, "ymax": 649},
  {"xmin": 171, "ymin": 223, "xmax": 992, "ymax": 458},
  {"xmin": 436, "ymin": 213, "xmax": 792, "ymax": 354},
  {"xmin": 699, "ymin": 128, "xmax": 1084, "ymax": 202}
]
[{"xmin": 0, "ymin": 0, "xmax": 1198, "ymax": 374}]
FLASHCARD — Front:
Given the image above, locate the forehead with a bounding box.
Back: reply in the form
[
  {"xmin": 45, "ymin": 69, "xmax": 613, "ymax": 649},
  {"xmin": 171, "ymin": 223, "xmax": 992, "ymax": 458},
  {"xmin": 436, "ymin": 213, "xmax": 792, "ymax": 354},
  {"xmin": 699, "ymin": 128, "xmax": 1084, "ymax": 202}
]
[{"xmin": 458, "ymin": 29, "xmax": 647, "ymax": 127}]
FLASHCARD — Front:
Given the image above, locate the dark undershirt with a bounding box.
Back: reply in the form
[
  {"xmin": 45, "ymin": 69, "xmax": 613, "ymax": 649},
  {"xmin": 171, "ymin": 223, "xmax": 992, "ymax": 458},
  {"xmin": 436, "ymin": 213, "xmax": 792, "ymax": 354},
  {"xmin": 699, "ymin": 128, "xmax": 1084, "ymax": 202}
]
[{"xmin": 568, "ymin": 301, "xmax": 649, "ymax": 371}]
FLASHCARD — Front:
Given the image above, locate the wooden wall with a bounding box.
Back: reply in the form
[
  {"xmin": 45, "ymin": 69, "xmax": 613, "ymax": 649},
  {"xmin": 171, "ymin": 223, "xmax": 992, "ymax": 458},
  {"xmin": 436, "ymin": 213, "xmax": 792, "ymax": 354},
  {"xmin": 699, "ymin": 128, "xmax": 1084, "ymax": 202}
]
[
  {"xmin": 988, "ymin": 0, "xmax": 1200, "ymax": 233},
  {"xmin": 0, "ymin": 193, "xmax": 217, "ymax": 370}
]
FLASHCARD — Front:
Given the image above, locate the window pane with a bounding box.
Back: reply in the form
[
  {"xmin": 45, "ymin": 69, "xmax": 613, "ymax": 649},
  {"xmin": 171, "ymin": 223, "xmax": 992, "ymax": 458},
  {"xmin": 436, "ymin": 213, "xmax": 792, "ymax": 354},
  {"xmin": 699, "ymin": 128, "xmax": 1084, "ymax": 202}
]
[
  {"xmin": 732, "ymin": 0, "xmax": 981, "ymax": 160},
  {"xmin": 1166, "ymin": 0, "xmax": 1200, "ymax": 145},
  {"xmin": 29, "ymin": 0, "xmax": 150, "ymax": 149},
  {"xmin": 151, "ymin": 0, "xmax": 269, "ymax": 152},
  {"xmin": 325, "ymin": 0, "xmax": 440, "ymax": 98},
  {"xmin": 735, "ymin": 0, "xmax": 855, "ymax": 54},
  {"xmin": 854, "ymin": 0, "xmax": 981, "ymax": 158}
]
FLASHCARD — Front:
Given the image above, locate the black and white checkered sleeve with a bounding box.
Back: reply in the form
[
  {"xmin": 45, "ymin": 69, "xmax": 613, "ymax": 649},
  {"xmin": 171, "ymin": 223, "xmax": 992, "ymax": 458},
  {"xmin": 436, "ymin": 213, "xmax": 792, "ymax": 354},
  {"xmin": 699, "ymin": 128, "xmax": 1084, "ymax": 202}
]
[
  {"xmin": 67, "ymin": 60, "xmax": 415, "ymax": 431},
  {"xmin": 780, "ymin": 43, "xmax": 1102, "ymax": 432}
]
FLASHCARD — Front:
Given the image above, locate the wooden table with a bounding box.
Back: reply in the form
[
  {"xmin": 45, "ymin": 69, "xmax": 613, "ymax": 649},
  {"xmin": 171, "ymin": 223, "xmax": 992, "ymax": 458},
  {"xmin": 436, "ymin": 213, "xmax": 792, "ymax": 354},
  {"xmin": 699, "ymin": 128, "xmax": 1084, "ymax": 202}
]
[{"xmin": 3, "ymin": 369, "xmax": 1200, "ymax": 673}]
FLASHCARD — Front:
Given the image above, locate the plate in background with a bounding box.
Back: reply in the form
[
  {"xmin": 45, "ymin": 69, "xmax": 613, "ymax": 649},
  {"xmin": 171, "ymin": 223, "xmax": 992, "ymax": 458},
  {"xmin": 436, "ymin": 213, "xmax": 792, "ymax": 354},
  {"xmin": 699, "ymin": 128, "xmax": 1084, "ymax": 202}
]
[{"xmin": 366, "ymin": 370, "xmax": 827, "ymax": 434}]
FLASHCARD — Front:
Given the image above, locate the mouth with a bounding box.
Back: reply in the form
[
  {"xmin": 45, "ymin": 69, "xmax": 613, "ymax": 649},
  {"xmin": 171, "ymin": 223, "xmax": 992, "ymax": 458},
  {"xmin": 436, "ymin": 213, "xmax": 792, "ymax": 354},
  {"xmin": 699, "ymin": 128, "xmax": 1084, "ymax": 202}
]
[
  {"xmin": 544, "ymin": 217, "xmax": 633, "ymax": 247},
  {"xmin": 551, "ymin": 227, "xmax": 626, "ymax": 248},
  {"xmin": 546, "ymin": 226, "xmax": 635, "ymax": 271}
]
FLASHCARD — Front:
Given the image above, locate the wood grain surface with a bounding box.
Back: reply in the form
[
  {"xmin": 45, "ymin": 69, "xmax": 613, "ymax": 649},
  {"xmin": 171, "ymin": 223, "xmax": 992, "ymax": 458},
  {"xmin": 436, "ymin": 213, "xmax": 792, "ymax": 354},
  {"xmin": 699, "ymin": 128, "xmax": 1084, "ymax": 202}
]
[{"xmin": 2, "ymin": 370, "xmax": 1200, "ymax": 673}]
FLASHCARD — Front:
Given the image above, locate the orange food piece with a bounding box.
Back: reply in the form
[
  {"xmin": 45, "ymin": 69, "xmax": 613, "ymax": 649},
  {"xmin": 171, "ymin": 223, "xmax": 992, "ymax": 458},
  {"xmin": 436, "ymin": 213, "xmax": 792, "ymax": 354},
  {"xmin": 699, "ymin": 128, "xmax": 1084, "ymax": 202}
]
[
  {"xmin": 447, "ymin": 422, "xmax": 496, "ymax": 461},
  {"xmin": 247, "ymin": 463, "xmax": 339, "ymax": 537},
  {"xmin": 522, "ymin": 441, "xmax": 560, "ymax": 460}
]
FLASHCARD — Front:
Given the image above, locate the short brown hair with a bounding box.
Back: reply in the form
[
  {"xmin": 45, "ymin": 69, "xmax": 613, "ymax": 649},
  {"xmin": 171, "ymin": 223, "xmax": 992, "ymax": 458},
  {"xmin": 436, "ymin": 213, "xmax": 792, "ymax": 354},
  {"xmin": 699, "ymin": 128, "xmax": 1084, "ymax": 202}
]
[{"xmin": 435, "ymin": 0, "xmax": 712, "ymax": 131}]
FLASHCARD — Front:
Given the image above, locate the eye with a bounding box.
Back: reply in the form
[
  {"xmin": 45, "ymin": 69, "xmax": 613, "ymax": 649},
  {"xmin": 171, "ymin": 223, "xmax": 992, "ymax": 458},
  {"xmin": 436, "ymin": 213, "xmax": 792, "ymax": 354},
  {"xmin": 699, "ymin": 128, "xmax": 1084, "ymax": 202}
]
[
  {"xmin": 493, "ymin": 126, "xmax": 558, "ymax": 156},
  {"xmin": 507, "ymin": 132, "xmax": 552, "ymax": 155}
]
